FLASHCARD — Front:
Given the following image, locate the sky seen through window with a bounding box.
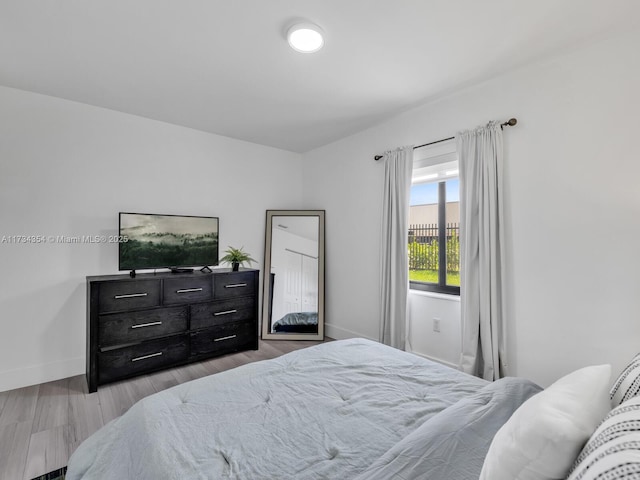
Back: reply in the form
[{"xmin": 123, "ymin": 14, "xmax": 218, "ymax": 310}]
[{"xmin": 410, "ymin": 179, "xmax": 459, "ymax": 206}]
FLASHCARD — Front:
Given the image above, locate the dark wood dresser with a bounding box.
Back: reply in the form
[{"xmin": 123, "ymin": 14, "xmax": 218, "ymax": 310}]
[{"xmin": 86, "ymin": 269, "xmax": 259, "ymax": 392}]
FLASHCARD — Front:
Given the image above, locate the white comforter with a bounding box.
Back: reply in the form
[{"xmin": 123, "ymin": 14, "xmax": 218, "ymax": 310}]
[{"xmin": 67, "ymin": 338, "xmax": 489, "ymax": 479}]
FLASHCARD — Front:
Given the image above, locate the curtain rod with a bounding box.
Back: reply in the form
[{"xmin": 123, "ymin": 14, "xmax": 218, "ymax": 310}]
[{"xmin": 373, "ymin": 118, "xmax": 517, "ymax": 161}]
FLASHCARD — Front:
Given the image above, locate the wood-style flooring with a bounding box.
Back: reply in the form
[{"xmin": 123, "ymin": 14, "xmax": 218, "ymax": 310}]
[{"xmin": 0, "ymin": 338, "xmax": 327, "ymax": 480}]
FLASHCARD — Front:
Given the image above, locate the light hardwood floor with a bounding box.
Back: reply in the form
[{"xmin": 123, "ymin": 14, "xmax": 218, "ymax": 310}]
[{"xmin": 0, "ymin": 338, "xmax": 327, "ymax": 480}]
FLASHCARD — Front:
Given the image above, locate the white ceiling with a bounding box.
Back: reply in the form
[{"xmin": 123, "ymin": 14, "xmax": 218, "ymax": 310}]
[
  {"xmin": 274, "ymin": 215, "xmax": 319, "ymax": 242},
  {"xmin": 1, "ymin": 1, "xmax": 638, "ymax": 153}
]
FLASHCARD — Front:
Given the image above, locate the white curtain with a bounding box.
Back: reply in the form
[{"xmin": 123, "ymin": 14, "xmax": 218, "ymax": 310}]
[
  {"xmin": 457, "ymin": 122, "xmax": 506, "ymax": 381},
  {"xmin": 379, "ymin": 146, "xmax": 413, "ymax": 350}
]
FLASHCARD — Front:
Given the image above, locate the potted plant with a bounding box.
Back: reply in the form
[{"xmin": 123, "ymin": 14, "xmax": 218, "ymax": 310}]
[{"xmin": 220, "ymin": 246, "xmax": 256, "ymax": 271}]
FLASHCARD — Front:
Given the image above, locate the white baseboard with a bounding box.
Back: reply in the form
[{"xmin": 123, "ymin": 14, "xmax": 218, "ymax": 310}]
[
  {"xmin": 408, "ymin": 350, "xmax": 460, "ymax": 370},
  {"xmin": 324, "ymin": 323, "xmax": 376, "ymax": 342},
  {"xmin": 0, "ymin": 356, "xmax": 85, "ymax": 392}
]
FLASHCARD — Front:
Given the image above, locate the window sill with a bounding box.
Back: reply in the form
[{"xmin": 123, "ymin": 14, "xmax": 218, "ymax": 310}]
[{"xmin": 408, "ymin": 289, "xmax": 461, "ymax": 302}]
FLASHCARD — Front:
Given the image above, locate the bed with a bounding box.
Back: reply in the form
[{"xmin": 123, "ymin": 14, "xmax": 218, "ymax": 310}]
[
  {"xmin": 67, "ymin": 338, "xmax": 543, "ymax": 479},
  {"xmin": 67, "ymin": 337, "xmax": 640, "ymax": 479},
  {"xmin": 272, "ymin": 311, "xmax": 318, "ymax": 333}
]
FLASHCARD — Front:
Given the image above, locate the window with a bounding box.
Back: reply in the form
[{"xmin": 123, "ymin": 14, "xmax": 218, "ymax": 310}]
[{"xmin": 409, "ymin": 143, "xmax": 460, "ymax": 295}]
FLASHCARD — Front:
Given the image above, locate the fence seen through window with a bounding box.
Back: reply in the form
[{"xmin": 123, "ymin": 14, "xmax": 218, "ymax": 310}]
[{"xmin": 408, "ymin": 222, "xmax": 460, "ymax": 286}]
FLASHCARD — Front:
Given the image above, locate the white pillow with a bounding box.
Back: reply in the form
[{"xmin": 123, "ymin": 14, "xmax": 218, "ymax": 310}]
[{"xmin": 479, "ymin": 364, "xmax": 612, "ymax": 480}]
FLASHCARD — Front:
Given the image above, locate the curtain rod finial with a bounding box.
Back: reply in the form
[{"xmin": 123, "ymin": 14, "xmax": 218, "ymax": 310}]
[
  {"xmin": 374, "ymin": 155, "xmax": 384, "ymax": 161},
  {"xmin": 505, "ymin": 118, "xmax": 517, "ymax": 126}
]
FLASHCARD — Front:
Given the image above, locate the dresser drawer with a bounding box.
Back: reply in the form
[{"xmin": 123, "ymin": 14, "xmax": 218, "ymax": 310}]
[
  {"xmin": 190, "ymin": 322, "xmax": 255, "ymax": 356},
  {"xmin": 214, "ymin": 272, "xmax": 256, "ymax": 299},
  {"xmin": 98, "ymin": 280, "xmax": 161, "ymax": 313},
  {"xmin": 99, "ymin": 306, "xmax": 188, "ymax": 348},
  {"xmin": 190, "ymin": 297, "xmax": 255, "ymax": 330},
  {"xmin": 98, "ymin": 335, "xmax": 188, "ymax": 384},
  {"xmin": 163, "ymin": 276, "xmax": 213, "ymax": 304}
]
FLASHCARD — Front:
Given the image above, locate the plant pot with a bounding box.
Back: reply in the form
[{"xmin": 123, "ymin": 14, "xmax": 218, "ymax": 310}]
[{"xmin": 232, "ymin": 262, "xmax": 239, "ymax": 272}]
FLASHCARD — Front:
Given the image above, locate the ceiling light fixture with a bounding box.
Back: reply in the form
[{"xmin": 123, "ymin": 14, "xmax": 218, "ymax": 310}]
[{"xmin": 287, "ymin": 22, "xmax": 324, "ymax": 53}]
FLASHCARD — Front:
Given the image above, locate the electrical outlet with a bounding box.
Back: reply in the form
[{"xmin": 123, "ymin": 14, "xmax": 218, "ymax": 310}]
[{"xmin": 433, "ymin": 318, "xmax": 441, "ymax": 333}]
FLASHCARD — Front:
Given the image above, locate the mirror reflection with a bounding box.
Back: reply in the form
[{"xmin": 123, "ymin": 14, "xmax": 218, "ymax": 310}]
[{"xmin": 262, "ymin": 210, "xmax": 324, "ymax": 340}]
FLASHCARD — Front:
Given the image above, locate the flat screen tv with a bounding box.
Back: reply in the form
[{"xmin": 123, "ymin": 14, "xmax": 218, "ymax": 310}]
[{"xmin": 119, "ymin": 212, "xmax": 219, "ymax": 271}]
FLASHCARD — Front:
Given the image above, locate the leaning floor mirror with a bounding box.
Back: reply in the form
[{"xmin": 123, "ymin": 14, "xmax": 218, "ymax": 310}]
[{"xmin": 262, "ymin": 210, "xmax": 325, "ymax": 341}]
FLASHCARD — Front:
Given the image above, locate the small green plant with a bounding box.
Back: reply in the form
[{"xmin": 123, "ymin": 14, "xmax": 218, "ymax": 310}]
[{"xmin": 220, "ymin": 246, "xmax": 256, "ymax": 270}]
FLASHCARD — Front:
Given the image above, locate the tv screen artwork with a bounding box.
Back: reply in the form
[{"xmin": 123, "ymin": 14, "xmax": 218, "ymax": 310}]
[{"xmin": 119, "ymin": 213, "xmax": 219, "ymax": 270}]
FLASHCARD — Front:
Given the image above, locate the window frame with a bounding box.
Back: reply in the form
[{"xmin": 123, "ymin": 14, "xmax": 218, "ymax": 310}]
[
  {"xmin": 409, "ymin": 146, "xmax": 460, "ymax": 296},
  {"xmin": 409, "ymin": 180, "xmax": 460, "ymax": 295}
]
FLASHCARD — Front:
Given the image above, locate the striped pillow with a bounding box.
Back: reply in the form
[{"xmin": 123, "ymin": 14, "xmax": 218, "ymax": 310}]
[
  {"xmin": 610, "ymin": 353, "xmax": 640, "ymax": 406},
  {"xmin": 567, "ymin": 397, "xmax": 640, "ymax": 480}
]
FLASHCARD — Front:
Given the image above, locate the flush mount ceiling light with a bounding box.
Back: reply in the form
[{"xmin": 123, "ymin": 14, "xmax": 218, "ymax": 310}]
[{"xmin": 287, "ymin": 22, "xmax": 324, "ymax": 53}]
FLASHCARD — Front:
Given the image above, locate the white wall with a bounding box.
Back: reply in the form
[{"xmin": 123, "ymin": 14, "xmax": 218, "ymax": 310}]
[
  {"xmin": 408, "ymin": 292, "xmax": 461, "ymax": 369},
  {"xmin": 0, "ymin": 86, "xmax": 303, "ymax": 392},
  {"xmin": 302, "ymin": 28, "xmax": 640, "ymax": 387}
]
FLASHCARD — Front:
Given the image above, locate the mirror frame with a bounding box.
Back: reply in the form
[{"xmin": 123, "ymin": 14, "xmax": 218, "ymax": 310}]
[{"xmin": 261, "ymin": 210, "xmax": 325, "ymax": 341}]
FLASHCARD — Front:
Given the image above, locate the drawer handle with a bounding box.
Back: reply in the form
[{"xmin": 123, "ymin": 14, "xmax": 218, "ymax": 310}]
[
  {"xmin": 213, "ymin": 309, "xmax": 237, "ymax": 316},
  {"xmin": 176, "ymin": 288, "xmax": 203, "ymax": 294},
  {"xmin": 114, "ymin": 293, "xmax": 148, "ymax": 299},
  {"xmin": 131, "ymin": 321, "xmax": 162, "ymax": 329},
  {"xmin": 131, "ymin": 352, "xmax": 163, "ymax": 362},
  {"xmin": 224, "ymin": 283, "xmax": 247, "ymax": 289},
  {"xmin": 214, "ymin": 334, "xmax": 237, "ymax": 342}
]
